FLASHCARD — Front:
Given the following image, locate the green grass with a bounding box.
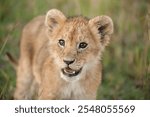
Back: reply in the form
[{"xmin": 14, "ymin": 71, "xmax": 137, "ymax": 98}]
[{"xmin": 0, "ymin": 0, "xmax": 150, "ymax": 99}]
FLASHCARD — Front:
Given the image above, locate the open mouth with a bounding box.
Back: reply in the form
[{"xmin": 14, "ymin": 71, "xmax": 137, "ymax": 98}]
[{"xmin": 61, "ymin": 67, "xmax": 82, "ymax": 77}]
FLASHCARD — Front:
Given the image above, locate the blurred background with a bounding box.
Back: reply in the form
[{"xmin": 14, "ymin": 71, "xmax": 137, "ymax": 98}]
[{"xmin": 0, "ymin": 0, "xmax": 150, "ymax": 99}]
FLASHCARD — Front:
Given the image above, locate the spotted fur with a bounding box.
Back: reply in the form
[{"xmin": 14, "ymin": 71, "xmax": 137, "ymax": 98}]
[{"xmin": 14, "ymin": 9, "xmax": 113, "ymax": 100}]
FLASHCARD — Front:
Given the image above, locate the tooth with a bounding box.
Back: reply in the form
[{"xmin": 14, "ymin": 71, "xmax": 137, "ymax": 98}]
[{"xmin": 64, "ymin": 69, "xmax": 67, "ymax": 73}]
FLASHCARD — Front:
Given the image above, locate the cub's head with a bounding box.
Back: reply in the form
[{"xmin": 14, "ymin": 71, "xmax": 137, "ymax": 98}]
[{"xmin": 45, "ymin": 9, "xmax": 113, "ymax": 82}]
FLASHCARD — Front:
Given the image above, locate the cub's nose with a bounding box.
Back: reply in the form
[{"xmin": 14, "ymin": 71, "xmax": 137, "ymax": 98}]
[{"xmin": 63, "ymin": 59, "xmax": 75, "ymax": 65}]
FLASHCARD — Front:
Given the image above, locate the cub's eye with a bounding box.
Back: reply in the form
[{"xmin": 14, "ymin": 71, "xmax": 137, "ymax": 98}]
[
  {"xmin": 58, "ymin": 39, "xmax": 65, "ymax": 47},
  {"xmin": 79, "ymin": 42, "xmax": 88, "ymax": 49}
]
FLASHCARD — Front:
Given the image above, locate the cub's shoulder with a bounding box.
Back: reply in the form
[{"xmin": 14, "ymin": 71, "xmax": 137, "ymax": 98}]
[{"xmin": 22, "ymin": 15, "xmax": 45, "ymax": 34}]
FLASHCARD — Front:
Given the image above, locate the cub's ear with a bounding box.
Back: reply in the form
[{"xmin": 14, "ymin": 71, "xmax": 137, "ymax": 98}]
[
  {"xmin": 45, "ymin": 9, "xmax": 66, "ymax": 32},
  {"xmin": 89, "ymin": 16, "xmax": 113, "ymax": 46}
]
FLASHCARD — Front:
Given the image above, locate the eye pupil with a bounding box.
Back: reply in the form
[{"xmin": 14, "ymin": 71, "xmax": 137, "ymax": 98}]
[
  {"xmin": 79, "ymin": 42, "xmax": 88, "ymax": 49},
  {"xmin": 58, "ymin": 39, "xmax": 65, "ymax": 47}
]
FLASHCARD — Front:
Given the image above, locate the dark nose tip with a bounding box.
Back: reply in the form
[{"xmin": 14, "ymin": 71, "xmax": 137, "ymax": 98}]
[{"xmin": 63, "ymin": 59, "xmax": 75, "ymax": 65}]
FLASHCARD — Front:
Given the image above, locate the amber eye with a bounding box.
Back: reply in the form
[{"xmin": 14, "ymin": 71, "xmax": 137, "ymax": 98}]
[
  {"xmin": 58, "ymin": 39, "xmax": 65, "ymax": 47},
  {"xmin": 79, "ymin": 42, "xmax": 88, "ymax": 49}
]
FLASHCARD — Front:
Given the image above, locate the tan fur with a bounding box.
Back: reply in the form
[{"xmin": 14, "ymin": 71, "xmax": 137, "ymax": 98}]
[{"xmin": 14, "ymin": 9, "xmax": 113, "ymax": 100}]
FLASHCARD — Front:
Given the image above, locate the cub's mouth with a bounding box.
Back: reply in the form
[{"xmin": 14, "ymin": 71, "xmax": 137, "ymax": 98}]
[{"xmin": 61, "ymin": 67, "xmax": 82, "ymax": 77}]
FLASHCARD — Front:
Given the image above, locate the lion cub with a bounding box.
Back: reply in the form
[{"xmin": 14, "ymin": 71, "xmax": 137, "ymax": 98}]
[{"xmin": 13, "ymin": 9, "xmax": 113, "ymax": 99}]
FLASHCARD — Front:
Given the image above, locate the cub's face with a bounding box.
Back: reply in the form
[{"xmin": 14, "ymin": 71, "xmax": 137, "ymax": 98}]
[
  {"xmin": 45, "ymin": 9, "xmax": 113, "ymax": 82},
  {"xmin": 49, "ymin": 20, "xmax": 100, "ymax": 82}
]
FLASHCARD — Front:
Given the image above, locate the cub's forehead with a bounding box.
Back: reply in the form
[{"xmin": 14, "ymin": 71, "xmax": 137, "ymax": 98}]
[
  {"xmin": 66, "ymin": 16, "xmax": 89, "ymax": 25},
  {"xmin": 59, "ymin": 17, "xmax": 90, "ymax": 39},
  {"xmin": 65, "ymin": 17, "xmax": 88, "ymax": 29}
]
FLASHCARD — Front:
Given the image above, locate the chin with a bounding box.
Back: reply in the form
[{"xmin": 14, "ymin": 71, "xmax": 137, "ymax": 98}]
[
  {"xmin": 60, "ymin": 67, "xmax": 83, "ymax": 82},
  {"xmin": 60, "ymin": 73, "xmax": 81, "ymax": 82},
  {"xmin": 60, "ymin": 70, "xmax": 81, "ymax": 82}
]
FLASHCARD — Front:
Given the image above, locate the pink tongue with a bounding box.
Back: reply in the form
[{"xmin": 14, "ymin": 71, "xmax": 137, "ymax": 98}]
[{"xmin": 65, "ymin": 67, "xmax": 74, "ymax": 73}]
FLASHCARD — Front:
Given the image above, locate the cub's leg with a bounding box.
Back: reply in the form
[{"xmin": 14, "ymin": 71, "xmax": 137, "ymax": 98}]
[{"xmin": 14, "ymin": 53, "xmax": 36, "ymax": 99}]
